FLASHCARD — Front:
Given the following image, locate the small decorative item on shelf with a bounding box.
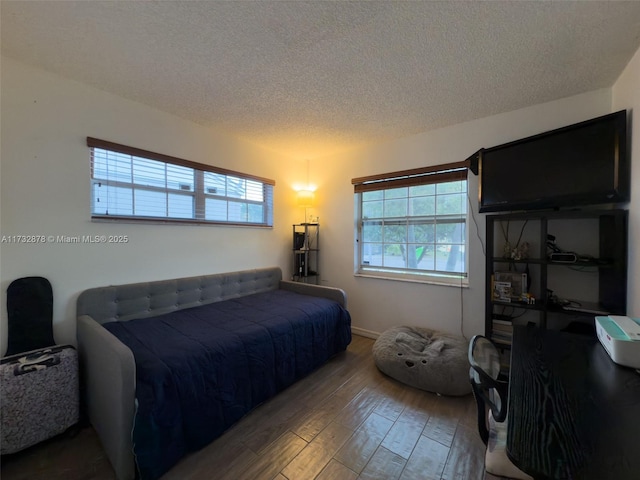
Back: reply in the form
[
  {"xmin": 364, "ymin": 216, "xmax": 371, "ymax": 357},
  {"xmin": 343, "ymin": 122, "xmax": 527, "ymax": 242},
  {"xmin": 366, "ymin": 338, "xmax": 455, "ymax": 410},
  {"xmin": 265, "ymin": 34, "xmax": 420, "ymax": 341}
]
[
  {"xmin": 500, "ymin": 220, "xmax": 529, "ymax": 260},
  {"xmin": 503, "ymin": 241, "xmax": 530, "ymax": 260},
  {"xmin": 512, "ymin": 241, "xmax": 529, "ymax": 260},
  {"xmin": 502, "ymin": 241, "xmax": 512, "ymax": 259},
  {"xmin": 493, "ymin": 271, "xmax": 528, "ymax": 303},
  {"xmin": 520, "ymin": 293, "xmax": 536, "ymax": 305}
]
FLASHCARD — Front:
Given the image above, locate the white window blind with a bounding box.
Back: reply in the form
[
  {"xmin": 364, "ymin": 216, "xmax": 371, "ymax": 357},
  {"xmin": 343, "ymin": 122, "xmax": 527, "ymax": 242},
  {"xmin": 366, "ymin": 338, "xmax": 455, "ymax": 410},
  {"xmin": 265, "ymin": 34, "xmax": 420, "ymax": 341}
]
[{"xmin": 88, "ymin": 137, "xmax": 274, "ymax": 227}]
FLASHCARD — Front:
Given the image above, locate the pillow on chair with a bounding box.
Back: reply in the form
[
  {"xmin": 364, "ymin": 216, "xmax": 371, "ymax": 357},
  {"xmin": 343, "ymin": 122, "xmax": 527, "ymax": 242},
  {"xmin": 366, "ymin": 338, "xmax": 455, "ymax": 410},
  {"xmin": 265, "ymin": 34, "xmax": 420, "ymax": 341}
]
[{"xmin": 485, "ymin": 411, "xmax": 533, "ymax": 480}]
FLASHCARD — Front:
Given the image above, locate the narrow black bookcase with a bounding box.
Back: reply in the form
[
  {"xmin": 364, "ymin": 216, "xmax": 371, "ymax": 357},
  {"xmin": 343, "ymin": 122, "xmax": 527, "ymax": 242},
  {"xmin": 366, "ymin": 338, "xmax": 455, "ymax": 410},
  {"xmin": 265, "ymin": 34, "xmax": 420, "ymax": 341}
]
[{"xmin": 292, "ymin": 223, "xmax": 319, "ymax": 284}]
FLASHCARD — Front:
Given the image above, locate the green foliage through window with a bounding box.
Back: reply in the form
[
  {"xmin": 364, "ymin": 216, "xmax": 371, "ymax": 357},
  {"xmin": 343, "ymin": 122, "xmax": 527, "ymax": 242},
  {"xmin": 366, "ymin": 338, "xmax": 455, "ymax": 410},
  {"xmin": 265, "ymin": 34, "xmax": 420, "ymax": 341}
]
[{"xmin": 356, "ymin": 168, "xmax": 468, "ymax": 280}]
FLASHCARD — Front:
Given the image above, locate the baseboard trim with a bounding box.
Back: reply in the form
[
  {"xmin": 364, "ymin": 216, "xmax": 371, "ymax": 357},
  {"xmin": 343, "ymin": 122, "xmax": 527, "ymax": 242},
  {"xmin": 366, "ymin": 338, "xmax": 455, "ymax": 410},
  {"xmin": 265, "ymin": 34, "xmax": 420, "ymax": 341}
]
[{"xmin": 351, "ymin": 326, "xmax": 380, "ymax": 339}]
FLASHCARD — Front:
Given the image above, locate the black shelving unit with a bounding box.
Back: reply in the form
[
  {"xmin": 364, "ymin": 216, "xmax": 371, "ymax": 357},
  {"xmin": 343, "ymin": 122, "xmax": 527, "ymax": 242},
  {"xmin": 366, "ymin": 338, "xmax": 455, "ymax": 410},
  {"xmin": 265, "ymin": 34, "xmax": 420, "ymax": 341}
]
[
  {"xmin": 292, "ymin": 223, "xmax": 319, "ymax": 284},
  {"xmin": 485, "ymin": 209, "xmax": 627, "ymax": 348}
]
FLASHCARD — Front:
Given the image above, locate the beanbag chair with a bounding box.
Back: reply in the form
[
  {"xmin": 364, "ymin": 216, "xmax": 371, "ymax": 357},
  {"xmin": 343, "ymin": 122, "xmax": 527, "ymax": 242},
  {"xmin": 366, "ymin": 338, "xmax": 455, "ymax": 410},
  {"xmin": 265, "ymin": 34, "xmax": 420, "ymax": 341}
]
[{"xmin": 373, "ymin": 326, "xmax": 471, "ymax": 396}]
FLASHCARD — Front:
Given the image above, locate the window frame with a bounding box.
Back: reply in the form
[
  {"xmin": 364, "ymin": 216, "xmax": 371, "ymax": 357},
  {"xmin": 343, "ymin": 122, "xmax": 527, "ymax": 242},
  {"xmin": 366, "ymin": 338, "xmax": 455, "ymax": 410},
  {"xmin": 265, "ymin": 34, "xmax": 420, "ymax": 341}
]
[
  {"xmin": 87, "ymin": 137, "xmax": 275, "ymax": 227},
  {"xmin": 352, "ymin": 161, "xmax": 470, "ymax": 286}
]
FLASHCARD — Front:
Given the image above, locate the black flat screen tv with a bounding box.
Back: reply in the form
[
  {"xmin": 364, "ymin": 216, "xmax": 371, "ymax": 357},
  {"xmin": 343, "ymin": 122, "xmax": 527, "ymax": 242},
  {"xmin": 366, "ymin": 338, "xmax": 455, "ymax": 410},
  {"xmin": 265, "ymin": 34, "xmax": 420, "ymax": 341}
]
[{"xmin": 478, "ymin": 110, "xmax": 629, "ymax": 213}]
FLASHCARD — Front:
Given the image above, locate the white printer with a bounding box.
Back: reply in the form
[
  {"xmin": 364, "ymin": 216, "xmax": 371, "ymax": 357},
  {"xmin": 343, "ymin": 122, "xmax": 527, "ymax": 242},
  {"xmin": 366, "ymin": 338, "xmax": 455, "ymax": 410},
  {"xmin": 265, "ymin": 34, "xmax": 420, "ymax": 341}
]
[{"xmin": 595, "ymin": 315, "xmax": 640, "ymax": 369}]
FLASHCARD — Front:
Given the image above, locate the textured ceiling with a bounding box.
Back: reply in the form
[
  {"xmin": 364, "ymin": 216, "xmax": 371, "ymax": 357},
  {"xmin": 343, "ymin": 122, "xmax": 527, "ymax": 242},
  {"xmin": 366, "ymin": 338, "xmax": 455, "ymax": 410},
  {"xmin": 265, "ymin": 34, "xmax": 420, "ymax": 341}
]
[{"xmin": 2, "ymin": 1, "xmax": 640, "ymax": 159}]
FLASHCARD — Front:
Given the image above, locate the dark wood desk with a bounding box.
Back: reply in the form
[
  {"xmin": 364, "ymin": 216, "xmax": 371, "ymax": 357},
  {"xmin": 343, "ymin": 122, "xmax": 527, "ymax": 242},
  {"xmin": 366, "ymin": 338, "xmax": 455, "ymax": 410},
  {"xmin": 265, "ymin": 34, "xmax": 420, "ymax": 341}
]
[{"xmin": 508, "ymin": 326, "xmax": 640, "ymax": 479}]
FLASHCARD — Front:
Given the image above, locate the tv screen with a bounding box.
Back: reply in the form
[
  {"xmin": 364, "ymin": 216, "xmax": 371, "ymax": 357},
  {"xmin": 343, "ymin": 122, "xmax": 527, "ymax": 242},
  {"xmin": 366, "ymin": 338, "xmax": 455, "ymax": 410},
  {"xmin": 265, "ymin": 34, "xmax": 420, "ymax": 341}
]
[{"xmin": 478, "ymin": 110, "xmax": 628, "ymax": 213}]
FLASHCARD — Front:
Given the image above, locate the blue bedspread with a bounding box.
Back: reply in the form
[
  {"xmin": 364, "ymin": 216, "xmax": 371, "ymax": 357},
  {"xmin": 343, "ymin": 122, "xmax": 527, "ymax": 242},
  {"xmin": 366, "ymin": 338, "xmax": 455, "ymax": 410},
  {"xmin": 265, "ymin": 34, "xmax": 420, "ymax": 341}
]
[{"xmin": 104, "ymin": 289, "xmax": 351, "ymax": 480}]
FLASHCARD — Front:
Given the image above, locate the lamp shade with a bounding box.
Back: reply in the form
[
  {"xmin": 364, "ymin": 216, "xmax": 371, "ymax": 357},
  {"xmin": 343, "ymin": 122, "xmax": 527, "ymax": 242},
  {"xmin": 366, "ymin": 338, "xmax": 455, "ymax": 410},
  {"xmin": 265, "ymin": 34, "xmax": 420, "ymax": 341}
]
[{"xmin": 296, "ymin": 190, "xmax": 315, "ymax": 208}]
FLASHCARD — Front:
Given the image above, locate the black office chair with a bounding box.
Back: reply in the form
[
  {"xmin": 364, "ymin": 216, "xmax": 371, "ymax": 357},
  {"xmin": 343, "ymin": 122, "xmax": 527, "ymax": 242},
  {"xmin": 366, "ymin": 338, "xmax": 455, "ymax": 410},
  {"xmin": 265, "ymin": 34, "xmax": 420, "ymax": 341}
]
[{"xmin": 468, "ymin": 335, "xmax": 532, "ymax": 480}]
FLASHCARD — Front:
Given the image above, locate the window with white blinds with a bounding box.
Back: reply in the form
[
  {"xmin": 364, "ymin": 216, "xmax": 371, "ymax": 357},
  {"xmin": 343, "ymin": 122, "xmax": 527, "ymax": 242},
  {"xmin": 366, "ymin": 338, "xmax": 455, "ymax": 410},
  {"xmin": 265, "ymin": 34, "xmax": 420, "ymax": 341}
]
[
  {"xmin": 88, "ymin": 138, "xmax": 274, "ymax": 227},
  {"xmin": 352, "ymin": 161, "xmax": 469, "ymax": 284}
]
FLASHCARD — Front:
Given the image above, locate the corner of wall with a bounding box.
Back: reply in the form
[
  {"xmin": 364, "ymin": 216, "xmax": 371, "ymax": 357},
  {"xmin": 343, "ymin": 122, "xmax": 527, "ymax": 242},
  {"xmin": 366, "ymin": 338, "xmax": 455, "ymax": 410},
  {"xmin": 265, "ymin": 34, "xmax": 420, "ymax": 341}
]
[{"xmin": 612, "ymin": 45, "xmax": 640, "ymax": 317}]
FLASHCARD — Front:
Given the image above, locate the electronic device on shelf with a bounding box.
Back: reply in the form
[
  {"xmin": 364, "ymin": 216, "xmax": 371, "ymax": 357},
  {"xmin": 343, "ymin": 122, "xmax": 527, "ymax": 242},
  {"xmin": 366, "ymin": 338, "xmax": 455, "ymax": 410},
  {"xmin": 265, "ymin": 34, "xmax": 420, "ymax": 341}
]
[
  {"xmin": 549, "ymin": 252, "xmax": 578, "ymax": 263},
  {"xmin": 546, "ymin": 234, "xmax": 584, "ymax": 263},
  {"xmin": 477, "ymin": 110, "xmax": 629, "ymax": 213}
]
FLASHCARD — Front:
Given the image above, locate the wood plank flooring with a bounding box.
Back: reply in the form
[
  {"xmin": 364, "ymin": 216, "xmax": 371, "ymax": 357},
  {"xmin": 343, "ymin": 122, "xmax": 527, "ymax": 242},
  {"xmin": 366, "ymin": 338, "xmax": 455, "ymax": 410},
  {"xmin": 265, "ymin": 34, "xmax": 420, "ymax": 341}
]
[{"xmin": 1, "ymin": 335, "xmax": 489, "ymax": 480}]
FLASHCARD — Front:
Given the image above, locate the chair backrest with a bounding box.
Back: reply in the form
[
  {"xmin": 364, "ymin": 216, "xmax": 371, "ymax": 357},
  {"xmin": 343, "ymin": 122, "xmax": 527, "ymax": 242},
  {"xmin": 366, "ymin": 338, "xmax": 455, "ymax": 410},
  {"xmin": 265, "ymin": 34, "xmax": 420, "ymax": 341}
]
[
  {"xmin": 6, "ymin": 276, "xmax": 55, "ymax": 356},
  {"xmin": 468, "ymin": 335, "xmax": 509, "ymax": 444}
]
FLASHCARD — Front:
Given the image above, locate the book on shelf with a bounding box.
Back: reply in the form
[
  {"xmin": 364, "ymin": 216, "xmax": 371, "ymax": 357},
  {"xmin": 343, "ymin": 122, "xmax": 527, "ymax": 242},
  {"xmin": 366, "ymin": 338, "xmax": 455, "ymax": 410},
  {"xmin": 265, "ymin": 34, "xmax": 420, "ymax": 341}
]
[
  {"xmin": 493, "ymin": 280, "xmax": 512, "ymax": 303},
  {"xmin": 491, "ymin": 321, "xmax": 513, "ymax": 345},
  {"xmin": 492, "ymin": 331, "xmax": 512, "ymax": 339},
  {"xmin": 492, "ymin": 323, "xmax": 513, "ymax": 333},
  {"xmin": 491, "ymin": 328, "xmax": 513, "ymax": 337},
  {"xmin": 492, "ymin": 318, "xmax": 513, "ymax": 326},
  {"xmin": 492, "ymin": 318, "xmax": 513, "ymax": 330},
  {"xmin": 492, "ymin": 335, "xmax": 512, "ymax": 346},
  {"xmin": 493, "ymin": 271, "xmax": 528, "ymax": 302}
]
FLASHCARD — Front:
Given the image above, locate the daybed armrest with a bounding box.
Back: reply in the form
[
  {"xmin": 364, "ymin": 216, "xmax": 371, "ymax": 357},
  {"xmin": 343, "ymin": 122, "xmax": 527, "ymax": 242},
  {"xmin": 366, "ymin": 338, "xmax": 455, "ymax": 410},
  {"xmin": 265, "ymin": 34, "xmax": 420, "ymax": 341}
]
[
  {"xmin": 77, "ymin": 315, "xmax": 136, "ymax": 480},
  {"xmin": 279, "ymin": 280, "xmax": 347, "ymax": 308}
]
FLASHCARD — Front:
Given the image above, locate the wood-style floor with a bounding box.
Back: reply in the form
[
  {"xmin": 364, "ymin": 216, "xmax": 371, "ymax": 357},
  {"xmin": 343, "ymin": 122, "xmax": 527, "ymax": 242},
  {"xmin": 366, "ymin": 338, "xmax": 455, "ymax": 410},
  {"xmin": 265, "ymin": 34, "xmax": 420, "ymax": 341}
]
[{"xmin": 1, "ymin": 335, "xmax": 490, "ymax": 480}]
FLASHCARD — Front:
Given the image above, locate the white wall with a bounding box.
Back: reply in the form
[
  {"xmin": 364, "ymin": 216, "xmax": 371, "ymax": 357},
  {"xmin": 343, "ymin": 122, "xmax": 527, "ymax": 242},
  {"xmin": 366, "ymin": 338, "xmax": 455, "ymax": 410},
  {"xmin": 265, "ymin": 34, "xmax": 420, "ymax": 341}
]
[
  {"xmin": 315, "ymin": 90, "xmax": 614, "ymax": 338},
  {"xmin": 0, "ymin": 57, "xmax": 305, "ymax": 354},
  {"xmin": 613, "ymin": 46, "xmax": 640, "ymax": 317},
  {"xmin": 2, "ymin": 52, "xmax": 634, "ymax": 355}
]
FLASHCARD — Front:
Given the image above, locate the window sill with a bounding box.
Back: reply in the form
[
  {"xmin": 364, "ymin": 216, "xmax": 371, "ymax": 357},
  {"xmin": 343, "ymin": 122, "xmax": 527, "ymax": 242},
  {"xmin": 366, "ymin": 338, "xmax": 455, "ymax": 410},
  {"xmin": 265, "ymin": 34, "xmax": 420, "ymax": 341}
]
[
  {"xmin": 91, "ymin": 215, "xmax": 272, "ymax": 228},
  {"xmin": 354, "ymin": 272, "xmax": 468, "ymax": 288}
]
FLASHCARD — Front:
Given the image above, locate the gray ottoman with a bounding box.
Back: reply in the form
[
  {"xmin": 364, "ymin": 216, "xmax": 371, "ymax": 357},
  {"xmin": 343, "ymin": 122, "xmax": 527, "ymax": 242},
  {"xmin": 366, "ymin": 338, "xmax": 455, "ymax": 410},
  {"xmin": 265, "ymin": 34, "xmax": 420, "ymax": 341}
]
[{"xmin": 373, "ymin": 326, "xmax": 471, "ymax": 396}]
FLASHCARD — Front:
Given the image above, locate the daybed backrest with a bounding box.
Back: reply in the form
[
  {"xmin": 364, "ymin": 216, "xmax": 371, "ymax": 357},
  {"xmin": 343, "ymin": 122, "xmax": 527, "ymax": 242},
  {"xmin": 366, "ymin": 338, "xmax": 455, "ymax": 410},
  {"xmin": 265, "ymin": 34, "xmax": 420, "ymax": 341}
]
[{"xmin": 77, "ymin": 267, "xmax": 282, "ymax": 325}]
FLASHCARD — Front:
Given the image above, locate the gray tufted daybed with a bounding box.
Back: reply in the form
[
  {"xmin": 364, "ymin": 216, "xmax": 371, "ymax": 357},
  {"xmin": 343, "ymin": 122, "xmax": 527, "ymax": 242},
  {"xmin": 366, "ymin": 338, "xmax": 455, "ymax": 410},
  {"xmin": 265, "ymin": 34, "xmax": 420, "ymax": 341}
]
[{"xmin": 76, "ymin": 267, "xmax": 351, "ymax": 480}]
